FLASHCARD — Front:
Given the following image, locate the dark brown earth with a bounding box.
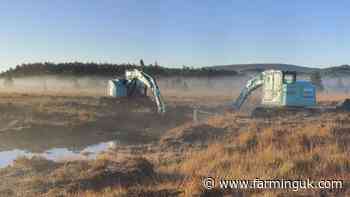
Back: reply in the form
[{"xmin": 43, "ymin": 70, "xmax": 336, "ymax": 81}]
[{"xmin": 0, "ymin": 93, "xmax": 193, "ymax": 152}]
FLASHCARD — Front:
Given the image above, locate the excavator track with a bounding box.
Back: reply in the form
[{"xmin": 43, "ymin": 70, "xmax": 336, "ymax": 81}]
[
  {"xmin": 251, "ymin": 106, "xmax": 327, "ymax": 118},
  {"xmin": 250, "ymin": 104, "xmax": 350, "ymax": 118}
]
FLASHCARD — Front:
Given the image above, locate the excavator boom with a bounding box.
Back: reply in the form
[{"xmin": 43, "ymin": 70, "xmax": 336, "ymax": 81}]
[
  {"xmin": 126, "ymin": 69, "xmax": 166, "ymax": 113},
  {"xmin": 233, "ymin": 73, "xmax": 264, "ymax": 109}
]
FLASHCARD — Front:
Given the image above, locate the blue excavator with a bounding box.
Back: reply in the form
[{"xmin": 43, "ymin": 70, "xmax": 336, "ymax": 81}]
[
  {"xmin": 108, "ymin": 69, "xmax": 165, "ymax": 113},
  {"xmin": 233, "ymin": 70, "xmax": 317, "ymax": 116}
]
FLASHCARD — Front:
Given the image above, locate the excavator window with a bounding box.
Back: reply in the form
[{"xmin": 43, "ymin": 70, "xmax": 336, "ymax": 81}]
[{"xmin": 283, "ymin": 71, "xmax": 296, "ymax": 84}]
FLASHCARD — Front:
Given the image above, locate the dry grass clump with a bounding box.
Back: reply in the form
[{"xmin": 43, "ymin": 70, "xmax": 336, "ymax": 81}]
[
  {"xmin": 0, "ymin": 156, "xmax": 157, "ymax": 197},
  {"xmin": 12, "ymin": 156, "xmax": 59, "ymax": 173},
  {"xmin": 160, "ymin": 113, "xmax": 241, "ymax": 148},
  {"xmin": 160, "ymin": 123, "xmax": 226, "ymax": 147},
  {"xmin": 169, "ymin": 113, "xmax": 350, "ymax": 196},
  {"xmin": 317, "ymin": 92, "xmax": 350, "ymax": 102},
  {"xmin": 74, "ymin": 184, "xmax": 182, "ymax": 197}
]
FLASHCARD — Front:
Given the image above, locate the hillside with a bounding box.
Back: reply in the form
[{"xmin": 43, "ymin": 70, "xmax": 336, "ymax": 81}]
[
  {"xmin": 209, "ymin": 63, "xmax": 350, "ymax": 78},
  {"xmin": 210, "ymin": 63, "xmax": 319, "ymax": 74},
  {"xmin": 321, "ymin": 65, "xmax": 350, "ymax": 77}
]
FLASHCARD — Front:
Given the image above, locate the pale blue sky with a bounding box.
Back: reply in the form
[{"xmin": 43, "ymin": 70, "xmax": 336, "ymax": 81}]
[{"xmin": 0, "ymin": 0, "xmax": 349, "ymax": 71}]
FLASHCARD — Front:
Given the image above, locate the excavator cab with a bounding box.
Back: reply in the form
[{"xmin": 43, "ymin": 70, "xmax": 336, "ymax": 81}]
[{"xmin": 282, "ymin": 71, "xmax": 296, "ymax": 84}]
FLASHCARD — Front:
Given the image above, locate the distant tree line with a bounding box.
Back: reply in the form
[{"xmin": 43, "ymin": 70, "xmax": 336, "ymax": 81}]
[
  {"xmin": 0, "ymin": 61, "xmax": 237, "ymax": 78},
  {"xmin": 310, "ymin": 71, "xmax": 324, "ymax": 92}
]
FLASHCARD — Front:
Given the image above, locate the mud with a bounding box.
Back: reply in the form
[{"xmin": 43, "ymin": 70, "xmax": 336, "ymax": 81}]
[{"xmin": 0, "ymin": 93, "xmax": 193, "ymax": 152}]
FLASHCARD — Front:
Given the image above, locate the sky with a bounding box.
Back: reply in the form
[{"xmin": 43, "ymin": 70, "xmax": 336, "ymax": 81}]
[{"xmin": 0, "ymin": 0, "xmax": 349, "ymax": 71}]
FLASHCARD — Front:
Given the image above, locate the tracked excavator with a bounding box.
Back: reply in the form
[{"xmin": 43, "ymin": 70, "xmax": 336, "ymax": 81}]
[
  {"xmin": 233, "ymin": 70, "xmax": 318, "ymax": 116},
  {"xmin": 107, "ymin": 69, "xmax": 165, "ymax": 113}
]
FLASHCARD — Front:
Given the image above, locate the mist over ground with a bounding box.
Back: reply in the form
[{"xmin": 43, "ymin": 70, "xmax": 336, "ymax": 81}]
[{"xmin": 0, "ymin": 74, "xmax": 349, "ymax": 98}]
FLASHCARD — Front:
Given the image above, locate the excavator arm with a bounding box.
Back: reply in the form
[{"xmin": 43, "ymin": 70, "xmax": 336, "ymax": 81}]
[
  {"xmin": 233, "ymin": 72, "xmax": 264, "ymax": 110},
  {"xmin": 126, "ymin": 69, "xmax": 166, "ymax": 113}
]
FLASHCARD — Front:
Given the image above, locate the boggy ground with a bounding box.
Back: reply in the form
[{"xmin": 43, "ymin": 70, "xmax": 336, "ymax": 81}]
[
  {"xmin": 0, "ymin": 92, "xmax": 349, "ymax": 196},
  {"xmin": 0, "ymin": 92, "xmax": 192, "ymax": 152}
]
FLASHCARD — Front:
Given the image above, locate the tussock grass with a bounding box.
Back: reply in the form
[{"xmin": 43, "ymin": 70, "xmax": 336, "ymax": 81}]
[{"xmin": 171, "ymin": 113, "xmax": 350, "ymax": 196}]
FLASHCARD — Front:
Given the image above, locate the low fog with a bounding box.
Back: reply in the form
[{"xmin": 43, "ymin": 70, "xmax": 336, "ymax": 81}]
[{"xmin": 0, "ymin": 74, "xmax": 349, "ymax": 98}]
